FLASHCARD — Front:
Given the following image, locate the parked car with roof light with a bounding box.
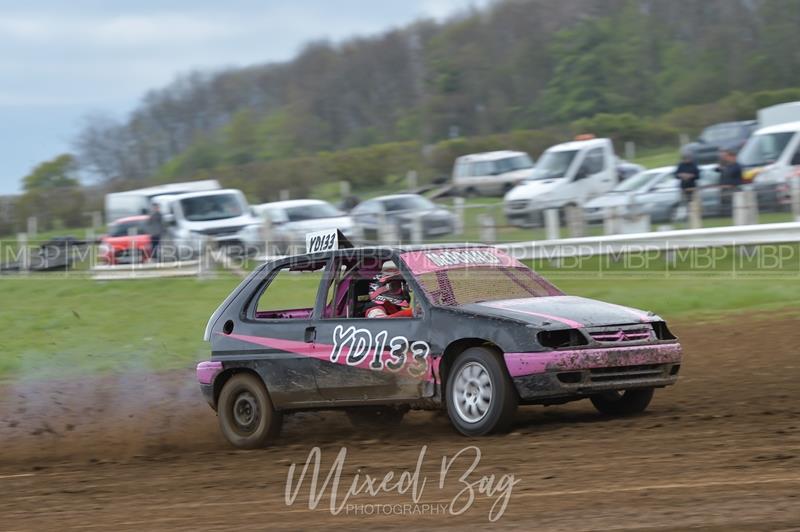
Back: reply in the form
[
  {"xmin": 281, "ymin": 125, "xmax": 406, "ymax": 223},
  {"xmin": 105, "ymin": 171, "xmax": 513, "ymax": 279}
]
[
  {"xmin": 197, "ymin": 238, "xmax": 682, "ymax": 448},
  {"xmin": 253, "ymin": 199, "xmax": 356, "ymax": 254},
  {"xmin": 452, "ymin": 150, "xmax": 535, "ymax": 196},
  {"xmin": 504, "ymin": 137, "xmax": 618, "ymax": 227},
  {"xmin": 98, "ymin": 215, "xmax": 152, "ymax": 264},
  {"xmin": 350, "ymin": 193, "xmax": 455, "ymax": 242}
]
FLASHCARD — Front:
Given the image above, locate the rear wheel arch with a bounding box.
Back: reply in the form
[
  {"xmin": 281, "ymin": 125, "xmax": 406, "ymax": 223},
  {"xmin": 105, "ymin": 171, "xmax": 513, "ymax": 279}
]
[{"xmin": 213, "ymin": 367, "xmax": 266, "ymax": 407}]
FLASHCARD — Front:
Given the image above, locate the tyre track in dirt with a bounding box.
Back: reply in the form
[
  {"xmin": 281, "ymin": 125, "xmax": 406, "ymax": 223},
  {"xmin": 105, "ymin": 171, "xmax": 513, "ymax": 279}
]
[{"xmin": 1, "ymin": 314, "xmax": 799, "ymax": 530}]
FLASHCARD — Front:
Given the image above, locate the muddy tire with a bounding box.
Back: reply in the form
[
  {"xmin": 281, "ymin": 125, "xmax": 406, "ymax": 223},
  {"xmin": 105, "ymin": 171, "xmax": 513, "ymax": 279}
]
[
  {"xmin": 445, "ymin": 347, "xmax": 518, "ymax": 436},
  {"xmin": 218, "ymin": 373, "xmax": 282, "ymax": 449},
  {"xmin": 590, "ymin": 388, "xmax": 654, "ymax": 416},
  {"xmin": 346, "ymin": 406, "xmax": 406, "ymax": 428}
]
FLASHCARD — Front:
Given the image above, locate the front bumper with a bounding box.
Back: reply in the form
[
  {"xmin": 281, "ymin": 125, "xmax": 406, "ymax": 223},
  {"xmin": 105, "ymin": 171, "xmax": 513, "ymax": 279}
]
[{"xmin": 505, "ymin": 343, "xmax": 682, "ymax": 401}]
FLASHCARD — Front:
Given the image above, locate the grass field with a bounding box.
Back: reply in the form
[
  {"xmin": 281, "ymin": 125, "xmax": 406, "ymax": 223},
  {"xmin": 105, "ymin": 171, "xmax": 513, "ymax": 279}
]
[{"xmin": 3, "ymin": 268, "xmax": 799, "ymax": 381}]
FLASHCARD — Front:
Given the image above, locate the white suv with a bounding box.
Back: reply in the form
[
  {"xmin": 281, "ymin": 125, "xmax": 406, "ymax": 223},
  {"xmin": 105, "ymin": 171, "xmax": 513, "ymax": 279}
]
[{"xmin": 452, "ymin": 150, "xmax": 535, "ymax": 196}]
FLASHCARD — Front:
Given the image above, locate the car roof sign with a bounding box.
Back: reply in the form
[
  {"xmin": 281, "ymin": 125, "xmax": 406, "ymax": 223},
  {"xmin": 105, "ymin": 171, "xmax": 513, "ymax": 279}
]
[{"xmin": 305, "ymin": 229, "xmax": 353, "ymax": 254}]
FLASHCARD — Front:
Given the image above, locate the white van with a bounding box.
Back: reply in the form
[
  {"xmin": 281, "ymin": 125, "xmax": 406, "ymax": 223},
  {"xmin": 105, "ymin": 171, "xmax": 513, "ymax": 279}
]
[
  {"xmin": 740, "ymin": 103, "xmax": 800, "ymax": 211},
  {"xmin": 152, "ymin": 189, "xmax": 264, "ymax": 255},
  {"xmin": 104, "ymin": 180, "xmax": 220, "ymax": 223},
  {"xmin": 452, "ymin": 150, "xmax": 535, "ymax": 196},
  {"xmin": 503, "ymin": 137, "xmax": 617, "ymax": 227}
]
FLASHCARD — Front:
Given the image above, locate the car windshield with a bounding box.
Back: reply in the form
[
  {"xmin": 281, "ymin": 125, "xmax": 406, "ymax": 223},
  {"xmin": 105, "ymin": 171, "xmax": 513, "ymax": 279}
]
[
  {"xmin": 495, "ymin": 155, "xmax": 534, "ymax": 173},
  {"xmin": 180, "ymin": 194, "xmax": 244, "ymax": 221},
  {"xmin": 701, "ymin": 124, "xmax": 744, "ymax": 145},
  {"xmin": 527, "ymin": 150, "xmax": 579, "ymax": 180},
  {"xmin": 108, "ymin": 220, "xmax": 148, "ymax": 237},
  {"xmin": 284, "ymin": 203, "xmax": 342, "ymax": 222},
  {"xmin": 611, "ymin": 169, "xmax": 670, "ymax": 192},
  {"xmin": 738, "ymin": 132, "xmax": 795, "ymax": 166},
  {"xmin": 382, "ymin": 196, "xmax": 434, "ymax": 212},
  {"xmin": 400, "ymin": 248, "xmax": 562, "ymax": 306}
]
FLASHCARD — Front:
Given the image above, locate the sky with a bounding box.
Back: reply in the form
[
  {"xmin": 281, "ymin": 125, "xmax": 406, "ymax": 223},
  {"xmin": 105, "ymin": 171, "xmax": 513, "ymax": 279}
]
[{"xmin": 0, "ymin": 0, "xmax": 489, "ymax": 195}]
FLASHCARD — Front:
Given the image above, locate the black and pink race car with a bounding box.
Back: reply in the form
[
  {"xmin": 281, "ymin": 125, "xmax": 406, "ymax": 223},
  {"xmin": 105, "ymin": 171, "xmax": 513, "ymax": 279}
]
[{"xmin": 197, "ymin": 241, "xmax": 682, "ymax": 449}]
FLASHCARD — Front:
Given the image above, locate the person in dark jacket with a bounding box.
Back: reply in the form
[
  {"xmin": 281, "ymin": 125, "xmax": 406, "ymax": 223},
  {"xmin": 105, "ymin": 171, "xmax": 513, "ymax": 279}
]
[
  {"xmin": 675, "ymin": 151, "xmax": 701, "ymax": 204},
  {"xmin": 147, "ymin": 203, "xmax": 164, "ymax": 260},
  {"xmin": 719, "ymin": 150, "xmax": 743, "ymax": 216}
]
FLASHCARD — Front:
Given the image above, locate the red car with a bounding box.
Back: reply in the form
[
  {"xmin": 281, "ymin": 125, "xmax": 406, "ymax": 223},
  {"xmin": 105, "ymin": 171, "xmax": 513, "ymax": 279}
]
[{"xmin": 99, "ymin": 216, "xmax": 152, "ymax": 264}]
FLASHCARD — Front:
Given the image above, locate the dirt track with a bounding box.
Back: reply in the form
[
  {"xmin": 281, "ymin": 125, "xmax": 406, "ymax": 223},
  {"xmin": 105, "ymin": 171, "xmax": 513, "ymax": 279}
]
[{"xmin": 1, "ymin": 314, "xmax": 799, "ymax": 531}]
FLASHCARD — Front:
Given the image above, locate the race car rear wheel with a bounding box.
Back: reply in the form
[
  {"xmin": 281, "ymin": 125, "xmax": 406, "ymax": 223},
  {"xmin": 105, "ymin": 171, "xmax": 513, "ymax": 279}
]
[
  {"xmin": 346, "ymin": 406, "xmax": 407, "ymax": 428},
  {"xmin": 590, "ymin": 388, "xmax": 654, "ymax": 416},
  {"xmin": 218, "ymin": 373, "xmax": 283, "ymax": 449},
  {"xmin": 445, "ymin": 347, "xmax": 518, "ymax": 436}
]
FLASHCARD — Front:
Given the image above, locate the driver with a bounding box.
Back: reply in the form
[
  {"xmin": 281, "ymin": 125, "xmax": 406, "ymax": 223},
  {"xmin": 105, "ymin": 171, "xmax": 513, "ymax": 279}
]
[{"xmin": 364, "ymin": 267, "xmax": 412, "ymax": 318}]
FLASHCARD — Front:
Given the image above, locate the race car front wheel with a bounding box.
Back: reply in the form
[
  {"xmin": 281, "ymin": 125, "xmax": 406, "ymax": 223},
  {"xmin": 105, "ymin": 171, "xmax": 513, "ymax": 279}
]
[
  {"xmin": 445, "ymin": 347, "xmax": 518, "ymax": 436},
  {"xmin": 218, "ymin": 373, "xmax": 283, "ymax": 449},
  {"xmin": 590, "ymin": 388, "xmax": 654, "ymax": 416}
]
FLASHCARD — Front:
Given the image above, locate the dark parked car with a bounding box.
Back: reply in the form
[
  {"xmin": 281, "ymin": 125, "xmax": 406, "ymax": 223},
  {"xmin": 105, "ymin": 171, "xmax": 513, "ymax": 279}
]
[
  {"xmin": 350, "ymin": 194, "xmax": 456, "ymax": 242},
  {"xmin": 681, "ymin": 120, "xmax": 758, "ymax": 164}
]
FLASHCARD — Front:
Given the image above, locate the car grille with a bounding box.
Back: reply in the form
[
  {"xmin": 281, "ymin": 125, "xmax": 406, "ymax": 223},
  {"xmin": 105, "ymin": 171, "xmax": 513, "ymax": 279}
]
[
  {"xmin": 587, "ymin": 325, "xmax": 653, "ymax": 344},
  {"xmin": 507, "ymin": 200, "xmax": 529, "ymax": 211},
  {"xmin": 195, "ymin": 225, "xmax": 246, "ymax": 237},
  {"xmin": 588, "ymin": 364, "xmax": 666, "ymax": 383}
]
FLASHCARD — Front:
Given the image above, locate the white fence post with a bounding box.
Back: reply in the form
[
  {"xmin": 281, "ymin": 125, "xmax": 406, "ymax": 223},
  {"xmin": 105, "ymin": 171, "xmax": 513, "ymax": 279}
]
[
  {"xmin": 603, "ymin": 207, "xmax": 620, "ymax": 235},
  {"xmin": 379, "ymin": 212, "xmax": 397, "ymax": 244},
  {"xmin": 406, "ymin": 170, "xmax": 418, "ymax": 191},
  {"xmin": 453, "ymin": 197, "xmax": 465, "ymax": 236},
  {"xmin": 791, "ymin": 176, "xmax": 800, "ymax": 222},
  {"xmin": 689, "ymin": 195, "xmax": 703, "ymax": 229},
  {"xmin": 410, "ymin": 216, "xmax": 423, "ymax": 244},
  {"xmin": 26, "ymin": 217, "xmax": 37, "ymax": 238},
  {"xmin": 544, "ymin": 209, "xmax": 560, "ymax": 240},
  {"xmin": 339, "ymin": 180, "xmax": 351, "ymax": 200},
  {"xmin": 478, "ymin": 214, "xmax": 496, "ymax": 243},
  {"xmin": 624, "ymin": 141, "xmax": 636, "ymax": 161},
  {"xmin": 733, "ymin": 190, "xmax": 758, "ymax": 226},
  {"xmin": 565, "ymin": 205, "xmax": 585, "ymax": 238},
  {"xmin": 17, "ymin": 233, "xmax": 29, "ymax": 273}
]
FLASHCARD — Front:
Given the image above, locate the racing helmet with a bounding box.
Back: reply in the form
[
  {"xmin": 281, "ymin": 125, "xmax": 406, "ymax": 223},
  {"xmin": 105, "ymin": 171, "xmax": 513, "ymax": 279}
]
[{"xmin": 368, "ymin": 267, "xmax": 410, "ymax": 309}]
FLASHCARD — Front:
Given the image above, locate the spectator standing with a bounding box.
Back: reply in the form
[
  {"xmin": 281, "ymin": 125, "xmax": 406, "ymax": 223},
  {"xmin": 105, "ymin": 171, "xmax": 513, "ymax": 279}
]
[
  {"xmin": 675, "ymin": 151, "xmax": 700, "ymax": 205},
  {"xmin": 147, "ymin": 203, "xmax": 163, "ymax": 260},
  {"xmin": 719, "ymin": 150, "xmax": 743, "ymax": 216}
]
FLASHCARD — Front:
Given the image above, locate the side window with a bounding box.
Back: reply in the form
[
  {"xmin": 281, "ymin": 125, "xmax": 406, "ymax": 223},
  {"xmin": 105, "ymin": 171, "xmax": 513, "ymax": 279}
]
[
  {"xmin": 699, "ymin": 168, "xmax": 720, "ymax": 186},
  {"xmin": 582, "ymin": 148, "xmax": 605, "ymax": 175},
  {"xmin": 322, "ymin": 257, "xmax": 416, "ymax": 319},
  {"xmin": 254, "ymin": 262, "xmax": 326, "ymax": 320},
  {"xmin": 791, "ymin": 146, "xmax": 800, "ymax": 166},
  {"xmin": 454, "ymin": 161, "xmax": 469, "ymax": 178}
]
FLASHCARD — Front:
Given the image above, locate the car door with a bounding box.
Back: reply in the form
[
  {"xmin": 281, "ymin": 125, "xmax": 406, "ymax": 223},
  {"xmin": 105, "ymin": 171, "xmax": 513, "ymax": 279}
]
[
  {"xmin": 309, "ymin": 252, "xmax": 433, "ymax": 402},
  {"xmin": 698, "ymin": 167, "xmax": 722, "ymax": 216},
  {"xmin": 642, "ymin": 174, "xmax": 680, "ymax": 222},
  {"xmin": 229, "ymin": 256, "xmax": 330, "ymax": 406},
  {"xmin": 574, "ymin": 147, "xmax": 611, "ymax": 203},
  {"xmin": 351, "ymin": 200, "xmax": 384, "ymax": 241}
]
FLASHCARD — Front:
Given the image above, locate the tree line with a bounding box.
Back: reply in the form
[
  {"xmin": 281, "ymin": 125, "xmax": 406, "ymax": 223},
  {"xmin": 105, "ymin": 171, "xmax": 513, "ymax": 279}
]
[
  {"xmin": 74, "ymin": 0, "xmax": 800, "ymax": 188},
  {"xmin": 5, "ymin": 0, "xmax": 800, "ymax": 234}
]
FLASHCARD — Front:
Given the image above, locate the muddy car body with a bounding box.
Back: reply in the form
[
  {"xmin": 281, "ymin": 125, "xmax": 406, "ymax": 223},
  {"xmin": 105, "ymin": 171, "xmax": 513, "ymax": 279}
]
[{"xmin": 197, "ymin": 244, "xmax": 682, "ymax": 448}]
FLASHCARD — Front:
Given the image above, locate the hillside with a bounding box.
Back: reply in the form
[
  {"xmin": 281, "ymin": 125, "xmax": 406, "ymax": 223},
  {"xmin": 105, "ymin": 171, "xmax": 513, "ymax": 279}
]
[{"xmin": 74, "ymin": 0, "xmax": 800, "ymax": 194}]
